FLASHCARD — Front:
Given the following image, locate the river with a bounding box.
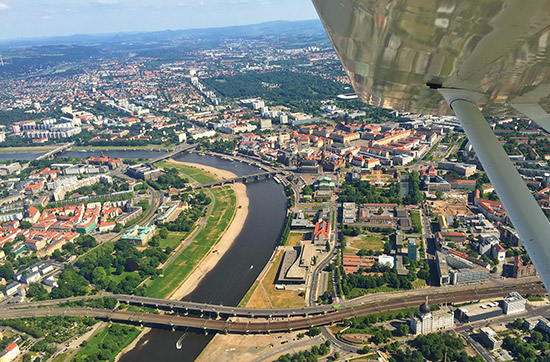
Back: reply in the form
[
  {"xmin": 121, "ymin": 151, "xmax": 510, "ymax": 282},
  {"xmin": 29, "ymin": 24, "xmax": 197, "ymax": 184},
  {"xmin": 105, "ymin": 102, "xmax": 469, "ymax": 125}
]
[{"xmin": 117, "ymin": 152, "xmax": 288, "ymax": 362}]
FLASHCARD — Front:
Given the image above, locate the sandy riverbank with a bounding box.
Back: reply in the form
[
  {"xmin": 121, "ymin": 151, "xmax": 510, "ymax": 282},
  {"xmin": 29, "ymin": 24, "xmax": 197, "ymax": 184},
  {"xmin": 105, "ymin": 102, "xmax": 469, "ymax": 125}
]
[
  {"xmin": 115, "ymin": 160, "xmax": 249, "ymax": 361},
  {"xmin": 165, "ymin": 160, "xmax": 249, "ymax": 300}
]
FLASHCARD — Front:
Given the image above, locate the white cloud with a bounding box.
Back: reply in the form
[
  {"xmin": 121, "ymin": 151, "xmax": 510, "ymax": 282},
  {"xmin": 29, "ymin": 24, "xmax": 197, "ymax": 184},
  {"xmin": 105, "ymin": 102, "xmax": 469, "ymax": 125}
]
[
  {"xmin": 97, "ymin": 0, "xmax": 119, "ymax": 4},
  {"xmin": 0, "ymin": 2, "xmax": 9, "ymax": 11}
]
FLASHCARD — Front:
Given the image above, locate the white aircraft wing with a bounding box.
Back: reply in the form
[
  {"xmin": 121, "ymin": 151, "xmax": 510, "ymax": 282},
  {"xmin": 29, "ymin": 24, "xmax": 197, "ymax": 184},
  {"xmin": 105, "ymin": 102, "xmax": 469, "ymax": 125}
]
[{"xmin": 313, "ymin": 0, "xmax": 550, "ymax": 291}]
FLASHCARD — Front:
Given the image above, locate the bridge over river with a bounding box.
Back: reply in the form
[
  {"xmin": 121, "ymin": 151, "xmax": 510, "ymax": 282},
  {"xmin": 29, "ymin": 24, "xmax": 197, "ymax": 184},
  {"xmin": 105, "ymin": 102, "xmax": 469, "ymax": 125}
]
[
  {"xmin": 1, "ymin": 282, "xmax": 544, "ymax": 334},
  {"xmin": 150, "ymin": 144, "xmax": 198, "ymax": 163},
  {"xmin": 192, "ymin": 170, "xmax": 287, "ymax": 190}
]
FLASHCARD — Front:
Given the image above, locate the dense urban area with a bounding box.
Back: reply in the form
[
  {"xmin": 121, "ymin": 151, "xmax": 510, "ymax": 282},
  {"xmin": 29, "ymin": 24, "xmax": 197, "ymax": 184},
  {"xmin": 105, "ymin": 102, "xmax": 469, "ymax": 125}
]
[{"xmin": 0, "ymin": 19, "xmax": 549, "ymax": 362}]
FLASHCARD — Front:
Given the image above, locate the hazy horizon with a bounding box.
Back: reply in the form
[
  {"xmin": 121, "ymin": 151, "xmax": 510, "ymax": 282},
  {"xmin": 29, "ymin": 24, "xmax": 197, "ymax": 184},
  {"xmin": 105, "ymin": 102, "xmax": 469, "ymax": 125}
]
[{"xmin": 0, "ymin": 0, "xmax": 319, "ymax": 41}]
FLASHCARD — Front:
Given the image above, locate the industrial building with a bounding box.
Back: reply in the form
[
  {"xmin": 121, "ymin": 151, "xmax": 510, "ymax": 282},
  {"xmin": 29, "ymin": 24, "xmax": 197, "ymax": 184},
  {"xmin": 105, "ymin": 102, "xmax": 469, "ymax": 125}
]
[{"xmin": 455, "ymin": 301, "xmax": 503, "ymax": 322}]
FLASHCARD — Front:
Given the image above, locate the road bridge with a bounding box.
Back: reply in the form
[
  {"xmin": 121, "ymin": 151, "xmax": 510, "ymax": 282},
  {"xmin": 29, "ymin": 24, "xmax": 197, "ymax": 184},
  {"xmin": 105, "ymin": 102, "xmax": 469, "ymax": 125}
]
[
  {"xmin": 192, "ymin": 170, "xmax": 287, "ymax": 190},
  {"xmin": 150, "ymin": 144, "xmax": 198, "ymax": 163},
  {"xmin": 37, "ymin": 142, "xmax": 74, "ymax": 160},
  {"xmin": 1, "ymin": 282, "xmax": 545, "ymax": 334}
]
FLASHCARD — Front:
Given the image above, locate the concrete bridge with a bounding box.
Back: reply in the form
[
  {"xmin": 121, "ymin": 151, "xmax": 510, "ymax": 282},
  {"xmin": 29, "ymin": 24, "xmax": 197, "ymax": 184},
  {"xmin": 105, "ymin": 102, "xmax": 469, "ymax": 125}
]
[
  {"xmin": 192, "ymin": 170, "xmax": 286, "ymax": 190},
  {"xmin": 1, "ymin": 282, "xmax": 545, "ymax": 334},
  {"xmin": 37, "ymin": 142, "xmax": 74, "ymax": 160},
  {"xmin": 150, "ymin": 144, "xmax": 198, "ymax": 163}
]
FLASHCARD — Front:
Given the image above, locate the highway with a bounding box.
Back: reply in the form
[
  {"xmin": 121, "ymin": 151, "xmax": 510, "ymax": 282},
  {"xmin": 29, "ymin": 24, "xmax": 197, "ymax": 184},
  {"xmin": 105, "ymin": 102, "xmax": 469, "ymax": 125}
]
[{"xmin": 1, "ymin": 282, "xmax": 545, "ymax": 334}]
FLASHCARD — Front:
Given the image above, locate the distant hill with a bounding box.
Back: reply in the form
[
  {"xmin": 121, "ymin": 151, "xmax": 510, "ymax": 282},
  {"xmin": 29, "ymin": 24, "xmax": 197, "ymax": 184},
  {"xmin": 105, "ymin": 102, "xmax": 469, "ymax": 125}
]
[{"xmin": 1, "ymin": 19, "xmax": 325, "ymax": 47}]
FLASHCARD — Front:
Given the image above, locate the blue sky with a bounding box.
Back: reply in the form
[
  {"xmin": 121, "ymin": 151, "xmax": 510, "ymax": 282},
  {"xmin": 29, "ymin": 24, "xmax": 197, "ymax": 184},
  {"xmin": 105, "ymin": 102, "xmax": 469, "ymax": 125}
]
[{"xmin": 0, "ymin": 0, "xmax": 319, "ymax": 40}]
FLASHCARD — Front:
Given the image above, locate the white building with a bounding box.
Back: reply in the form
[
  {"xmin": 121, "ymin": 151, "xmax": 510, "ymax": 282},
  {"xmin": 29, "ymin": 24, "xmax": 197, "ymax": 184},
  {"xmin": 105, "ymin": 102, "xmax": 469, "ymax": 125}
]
[
  {"xmin": 3, "ymin": 282, "xmax": 20, "ymax": 297},
  {"xmin": 410, "ymin": 299, "xmax": 454, "ymax": 335},
  {"xmin": 0, "ymin": 341, "xmax": 20, "ymax": 362},
  {"xmin": 502, "ymin": 291, "xmax": 526, "ymax": 314}
]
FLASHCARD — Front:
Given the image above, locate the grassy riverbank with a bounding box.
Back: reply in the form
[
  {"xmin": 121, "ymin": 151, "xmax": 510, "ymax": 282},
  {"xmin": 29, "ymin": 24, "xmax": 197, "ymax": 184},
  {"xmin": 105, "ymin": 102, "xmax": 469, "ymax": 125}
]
[
  {"xmin": 155, "ymin": 160, "xmax": 218, "ymax": 184},
  {"xmin": 145, "ymin": 186, "xmax": 237, "ymax": 298},
  {"xmin": 72, "ymin": 145, "xmax": 175, "ymax": 151},
  {"xmin": 72, "ymin": 323, "xmax": 141, "ymax": 362}
]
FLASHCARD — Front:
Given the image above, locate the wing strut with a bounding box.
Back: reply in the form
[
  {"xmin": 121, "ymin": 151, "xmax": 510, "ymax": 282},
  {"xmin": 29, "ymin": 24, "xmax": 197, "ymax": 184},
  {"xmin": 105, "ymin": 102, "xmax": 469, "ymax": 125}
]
[{"xmin": 439, "ymin": 89, "xmax": 550, "ymax": 292}]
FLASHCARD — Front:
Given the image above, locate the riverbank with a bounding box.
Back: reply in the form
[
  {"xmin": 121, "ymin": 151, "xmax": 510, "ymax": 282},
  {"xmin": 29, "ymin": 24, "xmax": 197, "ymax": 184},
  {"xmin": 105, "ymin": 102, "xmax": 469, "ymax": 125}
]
[
  {"xmin": 0, "ymin": 145, "xmax": 56, "ymax": 154},
  {"xmin": 72, "ymin": 145, "xmax": 174, "ymax": 152},
  {"xmin": 115, "ymin": 327, "xmax": 151, "ymax": 362},
  {"xmin": 166, "ymin": 161, "xmax": 249, "ymax": 300},
  {"xmin": 116, "ymin": 160, "xmax": 249, "ymax": 361}
]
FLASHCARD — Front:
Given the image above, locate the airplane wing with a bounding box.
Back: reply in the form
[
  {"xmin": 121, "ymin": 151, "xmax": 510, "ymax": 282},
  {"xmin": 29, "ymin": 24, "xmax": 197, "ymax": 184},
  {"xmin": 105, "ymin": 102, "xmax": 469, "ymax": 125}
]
[{"xmin": 312, "ymin": 0, "xmax": 550, "ymax": 292}]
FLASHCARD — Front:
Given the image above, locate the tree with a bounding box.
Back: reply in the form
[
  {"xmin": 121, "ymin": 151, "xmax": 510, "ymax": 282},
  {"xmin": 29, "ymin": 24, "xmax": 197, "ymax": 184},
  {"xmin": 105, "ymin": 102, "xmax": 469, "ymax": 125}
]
[
  {"xmin": 51, "ymin": 250, "xmax": 64, "ymax": 262},
  {"xmin": 397, "ymin": 323, "xmax": 409, "ymax": 336},
  {"xmin": 27, "ymin": 283, "xmax": 48, "ymax": 301},
  {"xmin": 92, "ymin": 267, "xmax": 108, "ymax": 290},
  {"xmin": 308, "ymin": 327, "xmax": 321, "ymax": 337},
  {"xmin": 435, "ymin": 190, "xmax": 443, "ymax": 200},
  {"xmin": 383, "ymin": 242, "xmax": 392, "ymax": 254},
  {"xmin": 20, "ymin": 221, "xmax": 32, "ymax": 229},
  {"xmin": 302, "ymin": 185, "xmax": 313, "ymax": 196},
  {"xmin": 159, "ymin": 227, "xmax": 169, "ymax": 239},
  {"xmin": 325, "ymin": 241, "xmax": 330, "ymax": 252}
]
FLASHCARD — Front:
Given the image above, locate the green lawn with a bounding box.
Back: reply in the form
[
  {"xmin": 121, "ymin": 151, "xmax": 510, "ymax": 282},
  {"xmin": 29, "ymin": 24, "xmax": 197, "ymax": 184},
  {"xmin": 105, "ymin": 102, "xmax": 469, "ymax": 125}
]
[
  {"xmin": 51, "ymin": 351, "xmax": 71, "ymax": 362},
  {"xmin": 73, "ymin": 144, "xmax": 175, "ymax": 151},
  {"xmin": 155, "ymin": 160, "xmax": 218, "ymax": 184},
  {"xmin": 159, "ymin": 232, "xmax": 188, "ymax": 249},
  {"xmin": 411, "ymin": 210, "xmax": 422, "ymax": 233},
  {"xmin": 347, "ymin": 286, "xmax": 397, "ymax": 298},
  {"xmin": 146, "ymin": 186, "xmax": 237, "ymax": 298},
  {"xmin": 349, "ymin": 234, "xmax": 387, "ymax": 251},
  {"xmin": 238, "ymin": 280, "xmax": 260, "ymax": 307},
  {"xmin": 108, "ymin": 270, "xmax": 141, "ymax": 284},
  {"xmin": 0, "ymin": 146, "xmax": 56, "ymax": 154}
]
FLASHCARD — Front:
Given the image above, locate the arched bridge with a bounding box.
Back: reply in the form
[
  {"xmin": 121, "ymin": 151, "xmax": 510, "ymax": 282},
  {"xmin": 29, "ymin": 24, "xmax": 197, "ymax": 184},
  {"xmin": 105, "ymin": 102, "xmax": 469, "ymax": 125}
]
[
  {"xmin": 193, "ymin": 170, "xmax": 287, "ymax": 190},
  {"xmin": 0, "ymin": 282, "xmax": 545, "ymax": 334}
]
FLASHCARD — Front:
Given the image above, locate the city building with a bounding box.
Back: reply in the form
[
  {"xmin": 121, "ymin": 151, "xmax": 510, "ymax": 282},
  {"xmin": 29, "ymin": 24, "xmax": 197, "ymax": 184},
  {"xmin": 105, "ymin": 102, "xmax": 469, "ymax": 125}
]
[
  {"xmin": 127, "ymin": 164, "xmax": 162, "ymax": 180},
  {"xmin": 75, "ymin": 217, "xmax": 98, "ymax": 234},
  {"xmin": 512, "ymin": 255, "xmax": 537, "ymax": 278},
  {"xmin": 313, "ymin": 220, "xmax": 331, "ymax": 247},
  {"xmin": 0, "ymin": 341, "xmax": 20, "ymax": 362},
  {"xmin": 407, "ymin": 238, "xmax": 417, "ymax": 261},
  {"xmin": 410, "ymin": 299, "xmax": 454, "ymax": 335},
  {"xmin": 121, "ymin": 225, "xmax": 156, "ymax": 246},
  {"xmin": 342, "ymin": 202, "xmax": 356, "ymax": 224},
  {"xmin": 479, "ymin": 327, "xmax": 502, "ymax": 350},
  {"xmin": 502, "ymin": 292, "xmax": 526, "ymax": 314}
]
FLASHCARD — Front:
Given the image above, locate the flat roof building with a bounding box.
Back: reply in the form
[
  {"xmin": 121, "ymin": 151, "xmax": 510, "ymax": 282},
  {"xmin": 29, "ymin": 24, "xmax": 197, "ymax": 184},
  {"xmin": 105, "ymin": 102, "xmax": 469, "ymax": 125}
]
[
  {"xmin": 502, "ymin": 292, "xmax": 526, "ymax": 315},
  {"xmin": 455, "ymin": 301, "xmax": 503, "ymax": 322},
  {"xmin": 479, "ymin": 327, "xmax": 502, "ymax": 350}
]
